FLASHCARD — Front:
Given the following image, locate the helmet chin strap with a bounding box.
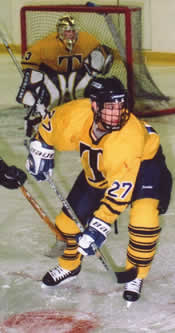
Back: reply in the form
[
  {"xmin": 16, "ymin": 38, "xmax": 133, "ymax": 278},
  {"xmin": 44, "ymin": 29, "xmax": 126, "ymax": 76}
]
[{"xmin": 92, "ymin": 104, "xmax": 99, "ymax": 123}]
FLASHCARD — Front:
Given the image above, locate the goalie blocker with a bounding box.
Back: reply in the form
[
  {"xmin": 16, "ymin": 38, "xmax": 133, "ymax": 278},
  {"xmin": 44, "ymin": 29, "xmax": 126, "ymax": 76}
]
[{"xmin": 16, "ymin": 68, "xmax": 59, "ymax": 118}]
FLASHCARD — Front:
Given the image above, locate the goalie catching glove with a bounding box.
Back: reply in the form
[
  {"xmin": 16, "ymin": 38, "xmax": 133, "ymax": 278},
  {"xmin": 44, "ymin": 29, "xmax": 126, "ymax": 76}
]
[
  {"xmin": 84, "ymin": 45, "xmax": 113, "ymax": 76},
  {"xmin": 26, "ymin": 138, "xmax": 55, "ymax": 181},
  {"xmin": 77, "ymin": 217, "xmax": 111, "ymax": 256}
]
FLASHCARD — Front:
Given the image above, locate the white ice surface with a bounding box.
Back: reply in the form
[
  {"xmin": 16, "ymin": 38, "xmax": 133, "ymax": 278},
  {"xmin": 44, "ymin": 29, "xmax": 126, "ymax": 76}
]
[{"xmin": 0, "ymin": 55, "xmax": 175, "ymax": 332}]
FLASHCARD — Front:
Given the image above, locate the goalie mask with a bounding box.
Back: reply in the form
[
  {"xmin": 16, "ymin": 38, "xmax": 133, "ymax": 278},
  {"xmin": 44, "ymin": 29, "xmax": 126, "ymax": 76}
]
[
  {"xmin": 57, "ymin": 15, "xmax": 78, "ymax": 52},
  {"xmin": 84, "ymin": 76, "xmax": 129, "ymax": 131}
]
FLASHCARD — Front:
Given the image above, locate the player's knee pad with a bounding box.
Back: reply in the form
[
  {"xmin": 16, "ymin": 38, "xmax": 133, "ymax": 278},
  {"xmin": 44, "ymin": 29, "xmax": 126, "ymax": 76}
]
[
  {"xmin": 130, "ymin": 198, "xmax": 160, "ymax": 229},
  {"xmin": 55, "ymin": 211, "xmax": 80, "ymax": 237}
]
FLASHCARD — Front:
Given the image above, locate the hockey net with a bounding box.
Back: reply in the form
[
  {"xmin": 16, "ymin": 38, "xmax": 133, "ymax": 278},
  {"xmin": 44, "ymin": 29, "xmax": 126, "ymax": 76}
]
[{"xmin": 20, "ymin": 4, "xmax": 175, "ymax": 117}]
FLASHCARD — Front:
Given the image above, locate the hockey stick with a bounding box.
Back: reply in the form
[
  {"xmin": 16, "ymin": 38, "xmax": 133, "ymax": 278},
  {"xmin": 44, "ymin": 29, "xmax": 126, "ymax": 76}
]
[
  {"xmin": 20, "ymin": 185, "xmax": 65, "ymax": 242},
  {"xmin": 46, "ymin": 175, "xmax": 137, "ymax": 283}
]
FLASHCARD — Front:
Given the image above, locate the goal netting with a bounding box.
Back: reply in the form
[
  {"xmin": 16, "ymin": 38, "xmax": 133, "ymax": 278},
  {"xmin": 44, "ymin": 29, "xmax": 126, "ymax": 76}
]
[{"xmin": 20, "ymin": 4, "xmax": 175, "ymax": 117}]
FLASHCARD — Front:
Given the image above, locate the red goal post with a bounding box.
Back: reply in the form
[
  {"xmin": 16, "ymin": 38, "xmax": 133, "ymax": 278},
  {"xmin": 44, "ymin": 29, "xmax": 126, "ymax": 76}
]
[{"xmin": 20, "ymin": 4, "xmax": 175, "ymax": 117}]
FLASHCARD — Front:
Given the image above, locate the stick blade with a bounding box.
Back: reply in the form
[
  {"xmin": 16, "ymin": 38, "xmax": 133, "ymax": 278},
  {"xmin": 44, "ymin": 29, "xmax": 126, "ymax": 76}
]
[{"xmin": 115, "ymin": 267, "xmax": 137, "ymax": 283}]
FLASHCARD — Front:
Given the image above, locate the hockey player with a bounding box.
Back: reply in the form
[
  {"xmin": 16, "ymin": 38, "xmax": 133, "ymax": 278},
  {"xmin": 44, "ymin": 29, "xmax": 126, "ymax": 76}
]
[
  {"xmin": 25, "ymin": 76, "xmax": 172, "ymax": 305},
  {"xmin": 0, "ymin": 159, "xmax": 27, "ymax": 189},
  {"xmin": 16, "ymin": 14, "xmax": 113, "ymax": 257},
  {"xmin": 16, "ymin": 15, "xmax": 113, "ymax": 136}
]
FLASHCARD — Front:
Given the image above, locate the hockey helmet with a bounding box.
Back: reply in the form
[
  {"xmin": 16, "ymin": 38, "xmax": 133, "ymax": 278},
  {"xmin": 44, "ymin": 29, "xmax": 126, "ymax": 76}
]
[
  {"xmin": 84, "ymin": 76, "xmax": 129, "ymax": 131},
  {"xmin": 57, "ymin": 15, "xmax": 78, "ymax": 51}
]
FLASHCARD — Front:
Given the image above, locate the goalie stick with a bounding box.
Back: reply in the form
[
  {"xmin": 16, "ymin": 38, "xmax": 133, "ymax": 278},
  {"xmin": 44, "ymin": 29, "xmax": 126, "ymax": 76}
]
[
  {"xmin": 46, "ymin": 175, "xmax": 137, "ymax": 284},
  {"xmin": 0, "ymin": 29, "xmax": 23, "ymax": 77}
]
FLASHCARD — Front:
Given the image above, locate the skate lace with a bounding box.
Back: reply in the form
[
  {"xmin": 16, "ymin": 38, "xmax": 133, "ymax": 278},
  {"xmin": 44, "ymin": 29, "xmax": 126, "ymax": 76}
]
[
  {"xmin": 125, "ymin": 278, "xmax": 142, "ymax": 293},
  {"xmin": 49, "ymin": 266, "xmax": 69, "ymax": 282}
]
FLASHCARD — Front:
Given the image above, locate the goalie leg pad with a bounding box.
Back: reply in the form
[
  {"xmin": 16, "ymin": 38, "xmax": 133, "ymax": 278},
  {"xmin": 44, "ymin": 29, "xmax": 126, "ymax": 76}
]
[{"xmin": 42, "ymin": 73, "xmax": 60, "ymax": 106}]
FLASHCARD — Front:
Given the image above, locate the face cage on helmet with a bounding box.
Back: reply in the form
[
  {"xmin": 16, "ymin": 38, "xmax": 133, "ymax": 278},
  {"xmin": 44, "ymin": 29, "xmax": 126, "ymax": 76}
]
[
  {"xmin": 58, "ymin": 26, "xmax": 78, "ymax": 51},
  {"xmin": 93, "ymin": 98, "xmax": 129, "ymax": 131}
]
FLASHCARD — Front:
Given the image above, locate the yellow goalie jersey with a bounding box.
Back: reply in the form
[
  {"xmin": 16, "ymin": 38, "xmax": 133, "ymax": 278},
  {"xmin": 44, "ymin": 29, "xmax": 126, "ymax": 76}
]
[
  {"xmin": 39, "ymin": 99, "xmax": 160, "ymax": 224},
  {"xmin": 21, "ymin": 32, "xmax": 100, "ymax": 74}
]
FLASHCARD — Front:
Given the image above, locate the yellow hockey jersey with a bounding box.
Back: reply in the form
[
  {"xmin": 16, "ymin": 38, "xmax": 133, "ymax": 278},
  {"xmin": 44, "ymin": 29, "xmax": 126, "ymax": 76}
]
[
  {"xmin": 38, "ymin": 99, "xmax": 160, "ymax": 223},
  {"xmin": 21, "ymin": 32, "xmax": 100, "ymax": 74}
]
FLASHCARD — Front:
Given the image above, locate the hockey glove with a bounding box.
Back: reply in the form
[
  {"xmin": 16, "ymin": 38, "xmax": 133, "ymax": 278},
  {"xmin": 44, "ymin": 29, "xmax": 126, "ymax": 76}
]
[
  {"xmin": 77, "ymin": 217, "xmax": 111, "ymax": 256},
  {"xmin": 84, "ymin": 45, "xmax": 113, "ymax": 76},
  {"xmin": 0, "ymin": 159, "xmax": 27, "ymax": 189},
  {"xmin": 16, "ymin": 69, "xmax": 45, "ymax": 108},
  {"xmin": 26, "ymin": 138, "xmax": 55, "ymax": 181}
]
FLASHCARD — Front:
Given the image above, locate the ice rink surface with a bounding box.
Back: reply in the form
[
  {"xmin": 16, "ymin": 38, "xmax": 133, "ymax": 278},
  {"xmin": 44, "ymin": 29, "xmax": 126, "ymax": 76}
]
[{"xmin": 0, "ymin": 54, "xmax": 175, "ymax": 332}]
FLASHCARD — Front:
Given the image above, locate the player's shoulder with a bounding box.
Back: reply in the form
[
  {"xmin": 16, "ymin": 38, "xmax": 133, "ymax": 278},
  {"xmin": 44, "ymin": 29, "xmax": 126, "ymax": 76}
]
[
  {"xmin": 126, "ymin": 113, "xmax": 147, "ymax": 134},
  {"xmin": 105, "ymin": 113, "xmax": 145, "ymax": 148},
  {"xmin": 50, "ymin": 98, "xmax": 92, "ymax": 132},
  {"xmin": 56, "ymin": 97, "xmax": 90, "ymax": 108},
  {"xmin": 54, "ymin": 98, "xmax": 91, "ymax": 117},
  {"xmin": 42, "ymin": 32, "xmax": 57, "ymax": 41},
  {"xmin": 32, "ymin": 32, "xmax": 57, "ymax": 47},
  {"xmin": 78, "ymin": 31, "xmax": 100, "ymax": 43}
]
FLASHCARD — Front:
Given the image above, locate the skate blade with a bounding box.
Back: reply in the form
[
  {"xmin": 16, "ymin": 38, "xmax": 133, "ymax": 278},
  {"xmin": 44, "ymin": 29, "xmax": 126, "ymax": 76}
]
[{"xmin": 126, "ymin": 301, "xmax": 133, "ymax": 309}]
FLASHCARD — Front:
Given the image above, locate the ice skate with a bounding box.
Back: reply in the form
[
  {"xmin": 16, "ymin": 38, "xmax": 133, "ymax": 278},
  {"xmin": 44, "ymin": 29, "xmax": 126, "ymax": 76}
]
[
  {"xmin": 123, "ymin": 278, "xmax": 143, "ymax": 307},
  {"xmin": 42, "ymin": 264, "xmax": 81, "ymax": 287}
]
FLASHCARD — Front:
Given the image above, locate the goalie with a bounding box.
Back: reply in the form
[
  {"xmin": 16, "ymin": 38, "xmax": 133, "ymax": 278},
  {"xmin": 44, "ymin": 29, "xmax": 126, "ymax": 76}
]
[{"xmin": 16, "ymin": 15, "xmax": 113, "ymax": 136}]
